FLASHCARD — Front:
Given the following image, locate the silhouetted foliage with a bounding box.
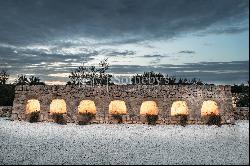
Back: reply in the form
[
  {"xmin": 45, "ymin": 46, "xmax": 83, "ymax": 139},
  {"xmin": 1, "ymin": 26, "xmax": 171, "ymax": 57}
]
[
  {"xmin": 14, "ymin": 75, "xmax": 45, "ymax": 85},
  {"xmin": 29, "ymin": 76, "xmax": 45, "ymax": 85},
  {"xmin": 206, "ymin": 113, "xmax": 222, "ymax": 127},
  {"xmin": 178, "ymin": 77, "xmax": 204, "ymax": 85},
  {"xmin": 111, "ymin": 114, "xmax": 123, "ymax": 123},
  {"xmin": 0, "ymin": 84, "xmax": 15, "ymax": 106},
  {"xmin": 232, "ymin": 83, "xmax": 249, "ymax": 107},
  {"xmin": 0, "ymin": 69, "xmax": 9, "ymax": 85},
  {"xmin": 68, "ymin": 65, "xmax": 88, "ymax": 85},
  {"xmin": 175, "ymin": 114, "xmax": 188, "ymax": 126},
  {"xmin": 28, "ymin": 111, "xmax": 40, "ymax": 123},
  {"xmin": 231, "ymin": 83, "xmax": 249, "ymax": 93},
  {"xmin": 131, "ymin": 71, "xmax": 204, "ymax": 85},
  {"xmin": 132, "ymin": 71, "xmax": 167, "ymax": 85},
  {"xmin": 146, "ymin": 114, "xmax": 158, "ymax": 125},
  {"xmin": 235, "ymin": 94, "xmax": 249, "ymax": 107},
  {"xmin": 15, "ymin": 75, "xmax": 29, "ymax": 85},
  {"xmin": 67, "ymin": 58, "xmax": 114, "ymax": 86},
  {"xmin": 78, "ymin": 112, "xmax": 96, "ymax": 125},
  {"xmin": 52, "ymin": 113, "xmax": 67, "ymax": 125}
]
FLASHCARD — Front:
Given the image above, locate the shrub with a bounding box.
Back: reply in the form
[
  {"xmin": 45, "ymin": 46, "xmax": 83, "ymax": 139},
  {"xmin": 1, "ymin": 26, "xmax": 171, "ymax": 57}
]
[
  {"xmin": 146, "ymin": 114, "xmax": 158, "ymax": 125},
  {"xmin": 0, "ymin": 85, "xmax": 15, "ymax": 106},
  {"xmin": 112, "ymin": 114, "xmax": 123, "ymax": 123},
  {"xmin": 52, "ymin": 113, "xmax": 67, "ymax": 125},
  {"xmin": 78, "ymin": 112, "xmax": 96, "ymax": 125},
  {"xmin": 28, "ymin": 111, "xmax": 40, "ymax": 123},
  {"xmin": 176, "ymin": 114, "xmax": 188, "ymax": 127},
  {"xmin": 206, "ymin": 113, "xmax": 222, "ymax": 126}
]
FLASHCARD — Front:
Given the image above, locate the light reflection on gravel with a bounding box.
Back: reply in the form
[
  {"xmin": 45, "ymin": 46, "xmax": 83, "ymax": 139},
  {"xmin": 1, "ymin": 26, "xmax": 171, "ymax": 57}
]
[{"xmin": 0, "ymin": 118, "xmax": 249, "ymax": 165}]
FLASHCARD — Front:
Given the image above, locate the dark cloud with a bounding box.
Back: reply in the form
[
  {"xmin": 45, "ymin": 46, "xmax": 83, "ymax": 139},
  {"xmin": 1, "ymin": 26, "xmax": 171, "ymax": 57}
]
[
  {"xmin": 143, "ymin": 54, "xmax": 166, "ymax": 58},
  {"xmin": 0, "ymin": 44, "xmax": 96, "ymax": 66},
  {"xmin": 142, "ymin": 54, "xmax": 169, "ymax": 65},
  {"xmin": 178, "ymin": 50, "xmax": 196, "ymax": 54},
  {"xmin": 109, "ymin": 61, "xmax": 249, "ymax": 73},
  {"xmin": 3, "ymin": 56, "xmax": 249, "ymax": 85},
  {"xmin": 0, "ymin": 0, "xmax": 248, "ymax": 85},
  {"xmin": 103, "ymin": 50, "xmax": 136, "ymax": 57},
  {"xmin": 199, "ymin": 26, "xmax": 249, "ymax": 36},
  {"xmin": 150, "ymin": 57, "xmax": 162, "ymax": 65},
  {"xmin": 0, "ymin": 44, "xmax": 96, "ymax": 80},
  {"xmin": 109, "ymin": 61, "xmax": 249, "ymax": 85},
  {"xmin": 0, "ymin": 0, "xmax": 248, "ymax": 45},
  {"xmin": 0, "ymin": 43, "xmax": 137, "ymax": 79}
]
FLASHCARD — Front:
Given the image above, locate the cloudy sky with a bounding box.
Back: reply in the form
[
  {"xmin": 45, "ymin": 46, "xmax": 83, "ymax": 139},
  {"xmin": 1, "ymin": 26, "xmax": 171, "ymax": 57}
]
[{"xmin": 0, "ymin": 0, "xmax": 249, "ymax": 85}]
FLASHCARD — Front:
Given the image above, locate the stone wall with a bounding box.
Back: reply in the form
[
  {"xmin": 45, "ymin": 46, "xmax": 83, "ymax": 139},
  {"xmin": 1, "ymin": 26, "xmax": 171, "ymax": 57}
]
[
  {"xmin": 0, "ymin": 106, "xmax": 12, "ymax": 117},
  {"xmin": 11, "ymin": 85, "xmax": 234, "ymax": 124}
]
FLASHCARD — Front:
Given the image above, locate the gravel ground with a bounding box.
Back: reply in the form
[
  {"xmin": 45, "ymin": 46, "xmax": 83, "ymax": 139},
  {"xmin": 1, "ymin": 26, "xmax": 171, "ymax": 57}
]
[{"xmin": 0, "ymin": 118, "xmax": 249, "ymax": 165}]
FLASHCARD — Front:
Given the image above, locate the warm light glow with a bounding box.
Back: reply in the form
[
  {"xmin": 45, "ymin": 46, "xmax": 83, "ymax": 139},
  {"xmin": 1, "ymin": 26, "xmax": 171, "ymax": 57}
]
[
  {"xmin": 26, "ymin": 99, "xmax": 40, "ymax": 114},
  {"xmin": 140, "ymin": 101, "xmax": 159, "ymax": 115},
  {"xmin": 232, "ymin": 96, "xmax": 237, "ymax": 108},
  {"xmin": 78, "ymin": 100, "xmax": 96, "ymax": 114},
  {"xmin": 109, "ymin": 100, "xmax": 127, "ymax": 115},
  {"xmin": 50, "ymin": 99, "xmax": 67, "ymax": 114},
  {"xmin": 201, "ymin": 100, "xmax": 220, "ymax": 116},
  {"xmin": 171, "ymin": 101, "xmax": 189, "ymax": 116}
]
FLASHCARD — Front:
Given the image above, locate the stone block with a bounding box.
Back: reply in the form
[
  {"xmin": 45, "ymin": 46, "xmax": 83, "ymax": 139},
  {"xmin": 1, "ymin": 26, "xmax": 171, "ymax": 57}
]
[{"xmin": 10, "ymin": 85, "xmax": 234, "ymax": 124}]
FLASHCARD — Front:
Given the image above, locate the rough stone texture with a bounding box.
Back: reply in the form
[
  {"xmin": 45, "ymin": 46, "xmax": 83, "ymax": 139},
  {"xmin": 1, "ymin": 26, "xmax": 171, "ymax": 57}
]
[
  {"xmin": 233, "ymin": 107, "xmax": 249, "ymax": 120},
  {"xmin": 0, "ymin": 106, "xmax": 12, "ymax": 117},
  {"xmin": 11, "ymin": 85, "xmax": 234, "ymax": 124}
]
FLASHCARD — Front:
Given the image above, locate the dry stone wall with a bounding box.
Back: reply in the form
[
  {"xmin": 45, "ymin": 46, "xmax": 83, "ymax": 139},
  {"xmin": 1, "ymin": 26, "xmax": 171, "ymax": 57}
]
[
  {"xmin": 0, "ymin": 106, "xmax": 12, "ymax": 117},
  {"xmin": 11, "ymin": 85, "xmax": 234, "ymax": 124}
]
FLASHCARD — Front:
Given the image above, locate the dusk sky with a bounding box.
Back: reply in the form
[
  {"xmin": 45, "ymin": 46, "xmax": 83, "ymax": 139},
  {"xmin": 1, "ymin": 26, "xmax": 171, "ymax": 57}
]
[{"xmin": 0, "ymin": 0, "xmax": 249, "ymax": 85}]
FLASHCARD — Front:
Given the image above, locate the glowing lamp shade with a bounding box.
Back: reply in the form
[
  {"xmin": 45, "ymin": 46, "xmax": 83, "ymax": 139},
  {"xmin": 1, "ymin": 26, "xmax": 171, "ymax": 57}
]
[
  {"xmin": 171, "ymin": 101, "xmax": 189, "ymax": 116},
  {"xmin": 140, "ymin": 101, "xmax": 159, "ymax": 115},
  {"xmin": 109, "ymin": 100, "xmax": 127, "ymax": 115},
  {"xmin": 26, "ymin": 99, "xmax": 40, "ymax": 114},
  {"xmin": 78, "ymin": 100, "xmax": 96, "ymax": 114},
  {"xmin": 201, "ymin": 100, "xmax": 219, "ymax": 116},
  {"xmin": 50, "ymin": 99, "xmax": 66, "ymax": 114}
]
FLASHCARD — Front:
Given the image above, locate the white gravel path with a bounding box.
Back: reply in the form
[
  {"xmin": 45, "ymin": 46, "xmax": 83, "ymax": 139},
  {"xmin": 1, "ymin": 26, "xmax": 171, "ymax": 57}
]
[{"xmin": 0, "ymin": 118, "xmax": 249, "ymax": 165}]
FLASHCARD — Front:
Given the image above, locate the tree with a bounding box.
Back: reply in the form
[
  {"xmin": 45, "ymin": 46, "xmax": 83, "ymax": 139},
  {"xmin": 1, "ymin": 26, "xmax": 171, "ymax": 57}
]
[
  {"xmin": 131, "ymin": 71, "xmax": 205, "ymax": 85},
  {"xmin": 131, "ymin": 71, "xmax": 168, "ymax": 85},
  {"xmin": 15, "ymin": 75, "xmax": 45, "ymax": 85},
  {"xmin": 235, "ymin": 93, "xmax": 249, "ymax": 107},
  {"xmin": 29, "ymin": 76, "xmax": 45, "ymax": 85},
  {"xmin": 0, "ymin": 69, "xmax": 9, "ymax": 85},
  {"xmin": 190, "ymin": 78, "xmax": 203, "ymax": 85},
  {"xmin": 178, "ymin": 78, "xmax": 183, "ymax": 85},
  {"xmin": 231, "ymin": 83, "xmax": 249, "ymax": 107},
  {"xmin": 168, "ymin": 76, "xmax": 176, "ymax": 85},
  {"xmin": 97, "ymin": 58, "xmax": 113, "ymax": 86},
  {"xmin": 0, "ymin": 84, "xmax": 15, "ymax": 106},
  {"xmin": 67, "ymin": 58, "xmax": 113, "ymax": 87},
  {"xmin": 68, "ymin": 65, "xmax": 88, "ymax": 86},
  {"xmin": 15, "ymin": 75, "xmax": 29, "ymax": 85}
]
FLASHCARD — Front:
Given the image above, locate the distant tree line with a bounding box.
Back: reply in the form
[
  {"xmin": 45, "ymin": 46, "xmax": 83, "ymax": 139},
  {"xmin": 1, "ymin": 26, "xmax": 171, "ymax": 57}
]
[
  {"xmin": 231, "ymin": 82, "xmax": 249, "ymax": 107},
  {"xmin": 0, "ymin": 69, "xmax": 45, "ymax": 86},
  {"xmin": 0, "ymin": 69, "xmax": 45, "ymax": 106},
  {"xmin": 231, "ymin": 82, "xmax": 249, "ymax": 93},
  {"xmin": 0, "ymin": 60, "xmax": 249, "ymax": 107},
  {"xmin": 131, "ymin": 71, "xmax": 205, "ymax": 85},
  {"xmin": 14, "ymin": 75, "xmax": 45, "ymax": 85},
  {"xmin": 0, "ymin": 69, "xmax": 9, "ymax": 85}
]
